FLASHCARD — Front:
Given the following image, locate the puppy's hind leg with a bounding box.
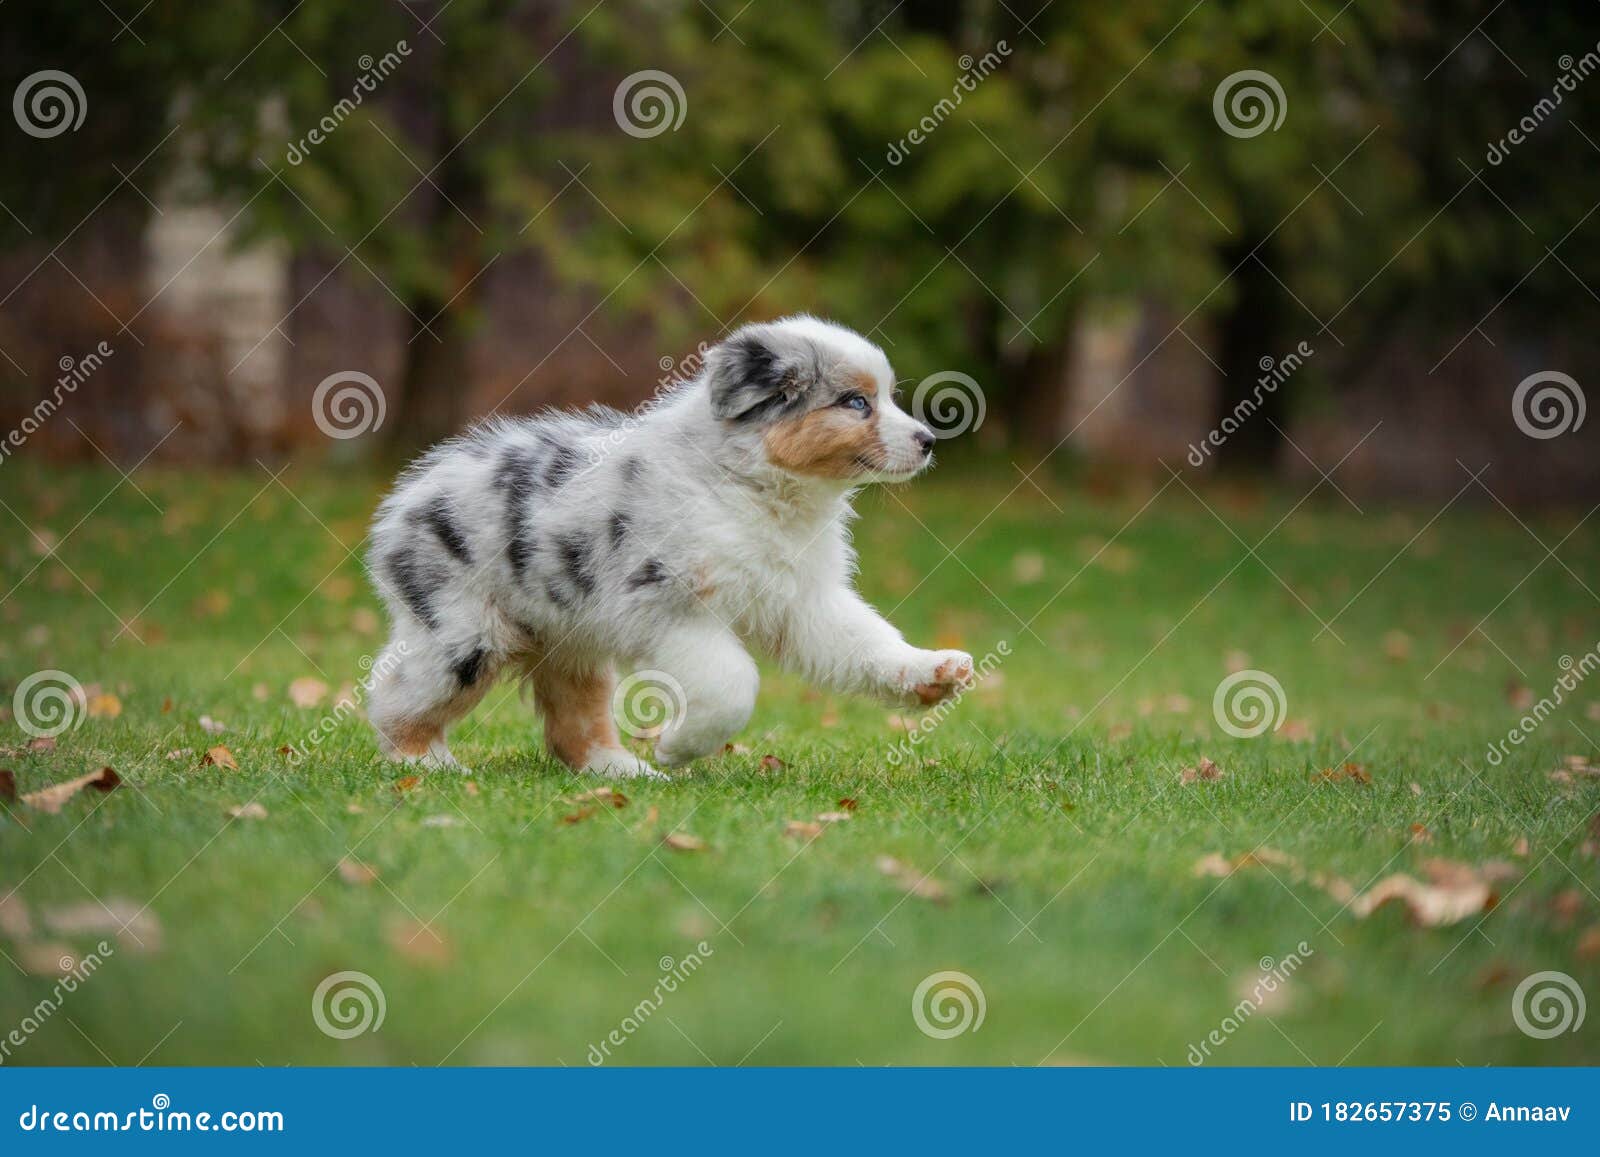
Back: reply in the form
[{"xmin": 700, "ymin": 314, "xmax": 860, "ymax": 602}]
[
  {"xmin": 367, "ymin": 628, "xmax": 499, "ymax": 772},
  {"xmin": 529, "ymin": 660, "xmax": 665, "ymax": 781}
]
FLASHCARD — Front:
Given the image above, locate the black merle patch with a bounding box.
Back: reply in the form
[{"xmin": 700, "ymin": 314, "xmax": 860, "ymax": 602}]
[
  {"xmin": 452, "ymin": 646, "xmax": 488, "ymax": 688},
  {"xmin": 387, "ymin": 548, "xmax": 439, "ymax": 630},
  {"xmin": 627, "ymin": 558, "xmax": 668, "ymax": 590},
  {"xmin": 416, "ymin": 495, "xmax": 472, "ymax": 565},
  {"xmin": 542, "ymin": 578, "xmax": 572, "ymax": 609},
  {"xmin": 608, "ymin": 509, "xmax": 630, "ymax": 549},
  {"xmin": 708, "ymin": 328, "xmax": 820, "ymax": 423},
  {"xmin": 494, "ymin": 447, "xmax": 539, "ymax": 578},
  {"xmin": 556, "ymin": 532, "xmax": 596, "ymax": 597},
  {"xmin": 620, "ymin": 456, "xmax": 643, "ymax": 484}
]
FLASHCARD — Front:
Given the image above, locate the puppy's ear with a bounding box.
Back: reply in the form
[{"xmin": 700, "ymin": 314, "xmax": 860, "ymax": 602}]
[{"xmin": 706, "ymin": 326, "xmax": 819, "ymax": 422}]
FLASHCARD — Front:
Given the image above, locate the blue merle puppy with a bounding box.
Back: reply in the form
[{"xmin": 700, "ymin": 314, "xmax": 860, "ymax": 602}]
[{"xmin": 365, "ymin": 315, "xmax": 975, "ymax": 779}]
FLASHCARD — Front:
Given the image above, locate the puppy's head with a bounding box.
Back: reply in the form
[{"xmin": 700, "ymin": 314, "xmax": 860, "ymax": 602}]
[{"xmin": 704, "ymin": 316, "xmax": 935, "ymax": 484}]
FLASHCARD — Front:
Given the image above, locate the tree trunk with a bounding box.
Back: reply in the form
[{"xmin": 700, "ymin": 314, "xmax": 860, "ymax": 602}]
[
  {"xmin": 1011, "ymin": 320, "xmax": 1076, "ymax": 452},
  {"xmin": 1210, "ymin": 236, "xmax": 1290, "ymax": 473},
  {"xmin": 389, "ymin": 291, "xmax": 476, "ymax": 453}
]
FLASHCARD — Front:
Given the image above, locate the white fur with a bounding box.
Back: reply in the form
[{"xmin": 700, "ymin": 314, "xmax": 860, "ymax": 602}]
[{"xmin": 365, "ymin": 315, "xmax": 973, "ymax": 777}]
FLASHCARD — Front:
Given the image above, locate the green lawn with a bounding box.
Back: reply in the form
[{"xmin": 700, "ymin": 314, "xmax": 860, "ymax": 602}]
[{"xmin": 1, "ymin": 457, "xmax": 1597, "ymax": 1066}]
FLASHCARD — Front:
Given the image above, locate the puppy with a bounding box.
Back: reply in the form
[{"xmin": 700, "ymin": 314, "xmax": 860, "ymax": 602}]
[{"xmin": 365, "ymin": 315, "xmax": 975, "ymax": 778}]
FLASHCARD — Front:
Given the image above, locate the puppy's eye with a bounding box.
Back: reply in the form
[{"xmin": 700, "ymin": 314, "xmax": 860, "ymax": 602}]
[{"xmin": 839, "ymin": 394, "xmax": 871, "ymax": 415}]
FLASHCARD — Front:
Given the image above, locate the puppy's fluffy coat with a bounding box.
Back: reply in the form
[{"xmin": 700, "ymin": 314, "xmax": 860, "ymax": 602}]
[{"xmin": 366, "ymin": 315, "xmax": 974, "ymax": 778}]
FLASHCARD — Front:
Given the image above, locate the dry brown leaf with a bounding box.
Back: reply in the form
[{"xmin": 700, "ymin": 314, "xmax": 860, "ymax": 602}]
[
  {"xmin": 43, "ymin": 898, "xmax": 161, "ymax": 951},
  {"xmin": 1512, "ymin": 836, "xmax": 1531, "ymax": 858},
  {"xmin": 464, "ymin": 780, "xmax": 479, "ymax": 797},
  {"xmin": 288, "ymin": 677, "xmax": 329, "ymax": 709},
  {"xmin": 1349, "ymin": 860, "xmax": 1500, "ymax": 927},
  {"xmin": 1551, "ymin": 888, "xmax": 1584, "ymax": 924},
  {"xmin": 0, "ymin": 768, "xmax": 14, "ymax": 803},
  {"xmin": 837, "ymin": 797, "xmax": 859, "ymax": 812},
  {"xmin": 1313, "ymin": 762, "xmax": 1371, "ymax": 785},
  {"xmin": 198, "ymin": 715, "xmax": 227, "ymax": 734},
  {"xmin": 1193, "ymin": 852, "xmax": 1235, "ymax": 878},
  {"xmin": 1180, "ymin": 757, "xmax": 1223, "ymax": 785},
  {"xmin": 632, "ymin": 804, "xmax": 660, "ymax": 834},
  {"xmin": 350, "ymin": 607, "xmax": 381, "ymax": 635},
  {"xmin": 1409, "ymin": 823, "xmax": 1432, "ymax": 844},
  {"xmin": 0, "ymin": 893, "xmax": 32, "ymax": 939},
  {"xmin": 86, "ymin": 692, "xmax": 122, "ymax": 718},
  {"xmin": 759, "ymin": 755, "xmax": 787, "ymax": 773},
  {"xmin": 561, "ymin": 806, "xmax": 596, "ymax": 825},
  {"xmin": 386, "ymin": 917, "xmax": 452, "ymax": 967},
  {"xmin": 722, "ymin": 742, "xmax": 751, "ymax": 755},
  {"xmin": 784, "ymin": 820, "xmax": 824, "ymax": 840},
  {"xmin": 819, "ymin": 708, "xmax": 840, "ymax": 728},
  {"xmin": 201, "ymin": 745, "xmax": 238, "ymax": 770},
  {"xmin": 876, "ymin": 855, "xmax": 949, "ymax": 903},
  {"xmin": 394, "ymin": 775, "xmax": 421, "ymax": 793},
  {"xmin": 28, "ymin": 736, "xmax": 56, "ymax": 753},
  {"xmin": 337, "ymin": 857, "xmax": 377, "ymax": 885},
  {"xmin": 228, "ymin": 802, "xmax": 267, "ymax": 820},
  {"xmin": 1577, "ymin": 926, "xmax": 1600, "ymax": 961},
  {"xmin": 1383, "ymin": 631, "xmax": 1413, "ymax": 661},
  {"xmin": 816, "ymin": 811, "xmax": 853, "ymax": 824},
  {"xmin": 22, "ymin": 766, "xmax": 121, "ymax": 814},
  {"xmin": 569, "ymin": 787, "xmax": 627, "ymax": 808},
  {"xmin": 160, "ymin": 696, "xmax": 174, "ymax": 714},
  {"xmin": 1409, "ymin": 782, "xmax": 1423, "ymax": 796},
  {"xmin": 663, "ymin": 832, "xmax": 706, "ymax": 852}
]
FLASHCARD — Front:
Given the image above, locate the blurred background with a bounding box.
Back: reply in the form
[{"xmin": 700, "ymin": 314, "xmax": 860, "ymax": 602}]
[{"xmin": 1, "ymin": 0, "xmax": 1597, "ymax": 502}]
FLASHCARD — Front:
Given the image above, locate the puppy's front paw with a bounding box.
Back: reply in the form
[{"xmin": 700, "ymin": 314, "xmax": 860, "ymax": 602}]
[{"xmin": 898, "ymin": 648, "xmax": 975, "ymax": 706}]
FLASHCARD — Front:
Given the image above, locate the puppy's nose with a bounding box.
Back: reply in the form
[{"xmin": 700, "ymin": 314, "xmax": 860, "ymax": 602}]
[{"xmin": 914, "ymin": 428, "xmax": 935, "ymax": 456}]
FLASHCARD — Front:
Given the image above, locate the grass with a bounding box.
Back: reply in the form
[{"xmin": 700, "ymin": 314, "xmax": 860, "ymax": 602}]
[{"xmin": 1, "ymin": 456, "xmax": 1598, "ymax": 1067}]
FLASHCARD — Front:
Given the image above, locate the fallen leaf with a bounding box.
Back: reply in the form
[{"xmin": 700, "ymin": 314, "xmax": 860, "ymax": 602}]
[
  {"xmin": 1314, "ymin": 762, "xmax": 1372, "ymax": 785},
  {"xmin": 1349, "ymin": 859, "xmax": 1501, "ymax": 928},
  {"xmin": 464, "ymin": 780, "xmax": 479, "ymax": 797},
  {"xmin": 86, "ymin": 692, "xmax": 122, "ymax": 718},
  {"xmin": 1512, "ymin": 837, "xmax": 1530, "ymax": 858},
  {"xmin": 198, "ymin": 715, "xmax": 227, "ymax": 734},
  {"xmin": 561, "ymin": 807, "xmax": 596, "ymax": 825},
  {"xmin": 1409, "ymin": 823, "xmax": 1432, "ymax": 843},
  {"xmin": 345, "ymin": 801, "xmax": 366, "ymax": 815},
  {"xmin": 1383, "ymin": 631, "xmax": 1413, "ymax": 661},
  {"xmin": 632, "ymin": 804, "xmax": 660, "ymax": 834},
  {"xmin": 722, "ymin": 742, "xmax": 751, "ymax": 755},
  {"xmin": 228, "ymin": 802, "xmax": 267, "ymax": 820},
  {"xmin": 19, "ymin": 942, "xmax": 80, "ymax": 977},
  {"xmin": 337, "ymin": 857, "xmax": 377, "ymax": 885},
  {"xmin": 1505, "ymin": 681, "xmax": 1534, "ymax": 710},
  {"xmin": 276, "ymin": 745, "xmax": 292, "ymax": 756},
  {"xmin": 27, "ymin": 737, "xmax": 55, "ymax": 753},
  {"xmin": 784, "ymin": 820, "xmax": 824, "ymax": 840},
  {"xmin": 759, "ymin": 755, "xmax": 787, "ymax": 773},
  {"xmin": 164, "ymin": 748, "xmax": 191, "ymax": 761},
  {"xmin": 1409, "ymin": 782, "xmax": 1423, "ymax": 796},
  {"xmin": 394, "ymin": 775, "xmax": 421, "ymax": 793},
  {"xmin": 569, "ymin": 787, "xmax": 627, "ymax": 809},
  {"xmin": 43, "ymin": 898, "xmax": 161, "ymax": 951},
  {"xmin": 1193, "ymin": 852, "xmax": 1235, "ymax": 878},
  {"xmin": 1551, "ymin": 888, "xmax": 1584, "ymax": 924},
  {"xmin": 816, "ymin": 811, "xmax": 853, "ymax": 823},
  {"xmin": 1180, "ymin": 757, "xmax": 1223, "ymax": 784},
  {"xmin": 22, "ymin": 766, "xmax": 121, "ymax": 814},
  {"xmin": 1278, "ymin": 719, "xmax": 1315, "ymax": 742},
  {"xmin": 1577, "ymin": 926, "xmax": 1600, "ymax": 961},
  {"xmin": 876, "ymin": 855, "xmax": 949, "ymax": 903},
  {"xmin": 161, "ymin": 697, "xmax": 174, "ymax": 714},
  {"xmin": 287, "ymin": 677, "xmax": 329, "ymax": 709},
  {"xmin": 837, "ymin": 797, "xmax": 858, "ymax": 812},
  {"xmin": 663, "ymin": 832, "xmax": 706, "ymax": 852},
  {"xmin": 200, "ymin": 746, "xmax": 238, "ymax": 770},
  {"xmin": 351, "ymin": 607, "xmax": 381, "ymax": 635},
  {"xmin": 0, "ymin": 769, "xmax": 14, "ymax": 802},
  {"xmin": 0, "ymin": 893, "xmax": 32, "ymax": 939},
  {"xmin": 385, "ymin": 917, "xmax": 452, "ymax": 967},
  {"xmin": 819, "ymin": 708, "xmax": 840, "ymax": 728}
]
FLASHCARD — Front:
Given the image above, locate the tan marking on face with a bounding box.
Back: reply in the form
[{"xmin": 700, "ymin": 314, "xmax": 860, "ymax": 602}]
[
  {"xmin": 763, "ymin": 405, "xmax": 886, "ymax": 479},
  {"xmin": 533, "ymin": 665, "xmax": 621, "ymax": 769}
]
